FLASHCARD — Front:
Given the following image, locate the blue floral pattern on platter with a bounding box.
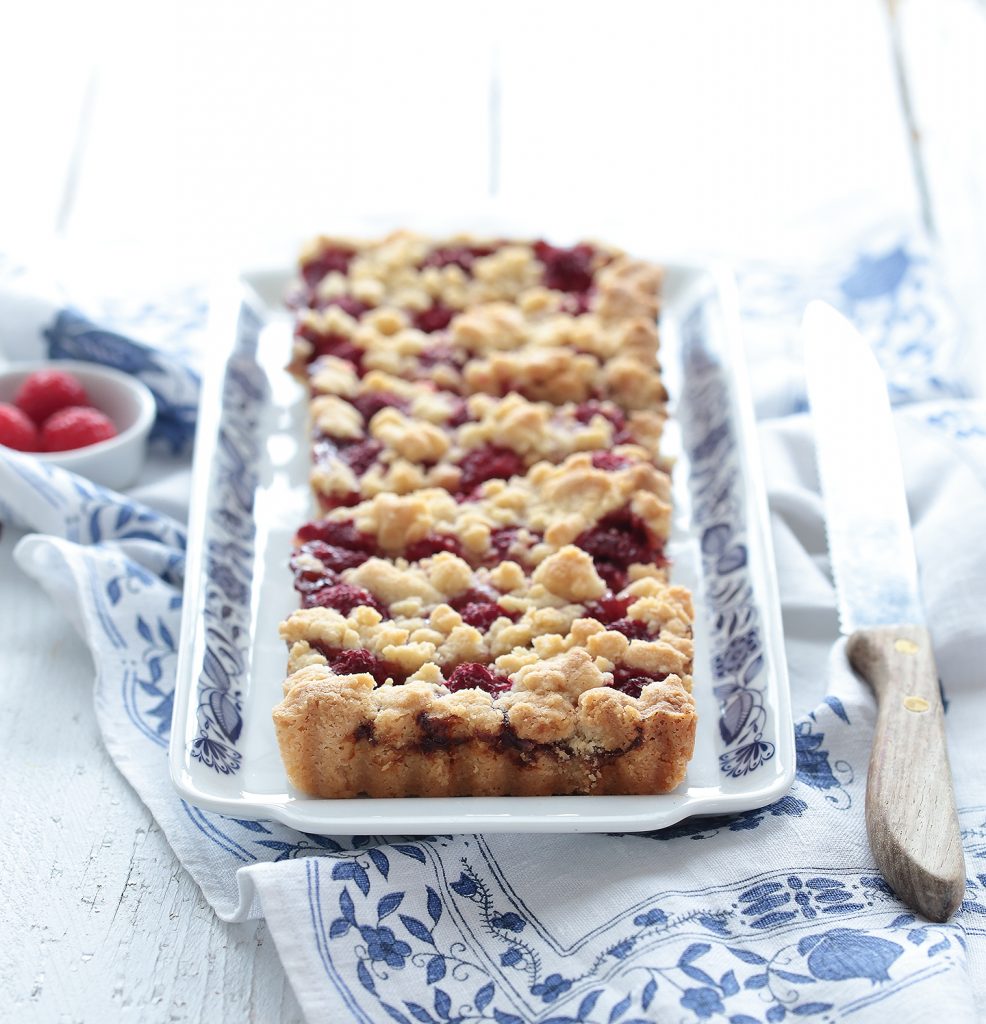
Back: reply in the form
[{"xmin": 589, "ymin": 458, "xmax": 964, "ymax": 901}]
[
  {"xmin": 188, "ymin": 300, "xmax": 267, "ymax": 776},
  {"xmin": 680, "ymin": 302, "xmax": 774, "ymax": 779},
  {"xmin": 183, "ymin": 287, "xmax": 783, "ymax": 786}
]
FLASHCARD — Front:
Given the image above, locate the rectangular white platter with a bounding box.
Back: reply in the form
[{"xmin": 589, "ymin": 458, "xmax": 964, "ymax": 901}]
[{"xmin": 169, "ymin": 259, "xmax": 794, "ymax": 834}]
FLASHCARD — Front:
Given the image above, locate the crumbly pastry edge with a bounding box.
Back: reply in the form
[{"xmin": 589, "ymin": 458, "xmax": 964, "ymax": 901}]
[{"xmin": 272, "ymin": 648, "xmax": 697, "ymax": 798}]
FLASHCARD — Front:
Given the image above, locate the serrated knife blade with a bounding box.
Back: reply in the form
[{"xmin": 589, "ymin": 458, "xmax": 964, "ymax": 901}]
[{"xmin": 803, "ymin": 300, "xmax": 964, "ymax": 923}]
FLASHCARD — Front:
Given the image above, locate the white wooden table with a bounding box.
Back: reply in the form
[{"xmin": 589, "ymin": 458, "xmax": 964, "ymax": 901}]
[{"xmin": 1, "ymin": 1, "xmax": 984, "ymax": 1019}]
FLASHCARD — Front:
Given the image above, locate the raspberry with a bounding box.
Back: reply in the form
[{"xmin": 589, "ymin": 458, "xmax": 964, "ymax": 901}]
[
  {"xmin": 298, "ymin": 324, "xmax": 364, "ymax": 370},
  {"xmin": 350, "ymin": 390, "xmax": 409, "ymax": 425},
  {"xmin": 301, "ymin": 246, "xmax": 356, "ymax": 287},
  {"xmin": 420, "ymin": 245, "xmax": 495, "ymax": 274},
  {"xmin": 456, "ymin": 602, "xmax": 503, "ymax": 630},
  {"xmin": 608, "ymin": 618, "xmax": 652, "ymax": 641},
  {"xmin": 574, "ymin": 401, "xmax": 632, "ymax": 442},
  {"xmin": 591, "ymin": 451, "xmax": 631, "ymax": 471},
  {"xmin": 418, "ymin": 344, "xmax": 466, "ymax": 370},
  {"xmin": 312, "ymin": 544, "xmax": 369, "ymax": 572},
  {"xmin": 582, "ymin": 593, "xmax": 632, "ymax": 625},
  {"xmin": 306, "ymin": 583, "xmax": 386, "ymax": 616},
  {"xmin": 404, "ymin": 533, "xmax": 466, "ymax": 562},
  {"xmin": 575, "ymin": 507, "xmax": 663, "ymax": 587},
  {"xmin": 317, "ymin": 490, "xmax": 361, "ymax": 512},
  {"xmin": 339, "ymin": 437, "xmax": 383, "ymax": 476},
  {"xmin": 609, "ymin": 666, "xmax": 667, "ymax": 699},
  {"xmin": 14, "ymin": 368, "xmax": 90, "ymax": 426},
  {"xmin": 445, "ymin": 397, "xmax": 471, "ymax": 428},
  {"xmin": 289, "ymin": 546, "xmax": 339, "ymax": 595},
  {"xmin": 328, "ymin": 647, "xmax": 405, "ymax": 686},
  {"xmin": 533, "ymin": 241, "xmax": 596, "ymax": 294},
  {"xmin": 294, "ymin": 522, "xmax": 377, "ymax": 573},
  {"xmin": 40, "ymin": 405, "xmax": 117, "ymax": 452},
  {"xmin": 413, "ymin": 303, "xmax": 456, "ymax": 333},
  {"xmin": 318, "ymin": 295, "xmax": 370, "ymax": 318},
  {"xmin": 456, "ymin": 445, "xmax": 525, "ymax": 495},
  {"xmin": 449, "ymin": 588, "xmax": 517, "ymax": 630},
  {"xmin": 597, "ymin": 565, "xmax": 628, "ymax": 592},
  {"xmin": 445, "ymin": 662, "xmax": 512, "ymax": 696},
  {"xmin": 296, "ymin": 519, "xmax": 376, "ymax": 553},
  {"xmin": 485, "ymin": 526, "xmax": 540, "ymax": 566},
  {"xmin": 0, "ymin": 402, "xmax": 41, "ymax": 451}
]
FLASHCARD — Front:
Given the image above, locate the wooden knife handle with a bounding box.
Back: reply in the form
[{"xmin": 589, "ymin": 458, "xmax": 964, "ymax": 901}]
[{"xmin": 846, "ymin": 624, "xmax": 965, "ymax": 922}]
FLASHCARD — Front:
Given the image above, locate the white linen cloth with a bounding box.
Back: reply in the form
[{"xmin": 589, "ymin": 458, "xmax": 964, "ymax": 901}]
[{"xmin": 2, "ymin": 229, "xmax": 985, "ymax": 1024}]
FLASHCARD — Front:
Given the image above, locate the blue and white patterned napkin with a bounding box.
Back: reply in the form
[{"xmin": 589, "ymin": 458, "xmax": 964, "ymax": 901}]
[{"xmin": 2, "ymin": 230, "xmax": 986, "ymax": 1024}]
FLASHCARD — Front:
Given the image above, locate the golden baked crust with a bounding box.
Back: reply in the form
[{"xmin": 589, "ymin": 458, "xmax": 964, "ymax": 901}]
[
  {"xmin": 274, "ymin": 232, "xmax": 696, "ymax": 799},
  {"xmin": 273, "ymin": 649, "xmax": 696, "ymax": 798}
]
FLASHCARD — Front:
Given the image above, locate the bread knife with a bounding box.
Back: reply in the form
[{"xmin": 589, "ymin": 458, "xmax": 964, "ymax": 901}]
[{"xmin": 803, "ymin": 299, "xmax": 965, "ymax": 922}]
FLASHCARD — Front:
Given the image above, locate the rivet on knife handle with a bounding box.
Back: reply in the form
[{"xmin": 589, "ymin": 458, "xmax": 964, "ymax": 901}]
[{"xmin": 846, "ymin": 625, "xmax": 965, "ymax": 922}]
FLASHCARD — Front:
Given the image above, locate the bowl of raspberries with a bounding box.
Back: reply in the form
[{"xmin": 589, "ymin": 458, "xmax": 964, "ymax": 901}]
[{"xmin": 0, "ymin": 361, "xmax": 156, "ymax": 490}]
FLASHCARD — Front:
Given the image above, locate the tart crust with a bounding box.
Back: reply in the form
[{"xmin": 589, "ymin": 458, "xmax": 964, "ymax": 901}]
[{"xmin": 274, "ymin": 649, "xmax": 696, "ymax": 798}]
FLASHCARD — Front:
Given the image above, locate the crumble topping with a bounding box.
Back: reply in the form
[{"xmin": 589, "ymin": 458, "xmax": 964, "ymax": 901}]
[{"xmin": 275, "ymin": 232, "xmax": 696, "ymax": 798}]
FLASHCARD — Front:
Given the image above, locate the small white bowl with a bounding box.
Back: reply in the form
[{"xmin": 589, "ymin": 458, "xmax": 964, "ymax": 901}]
[{"xmin": 0, "ymin": 360, "xmax": 156, "ymax": 490}]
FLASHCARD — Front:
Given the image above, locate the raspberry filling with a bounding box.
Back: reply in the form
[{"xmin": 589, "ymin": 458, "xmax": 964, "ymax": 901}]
[
  {"xmin": 413, "ymin": 303, "xmax": 456, "ymax": 334},
  {"xmin": 290, "ymin": 547, "xmax": 338, "ymax": 597},
  {"xmin": 297, "ymin": 518, "xmax": 376, "ymax": 550},
  {"xmin": 312, "ymin": 644, "xmax": 406, "ymax": 686},
  {"xmin": 314, "ymin": 435, "xmax": 384, "ymax": 477},
  {"xmin": 534, "ymin": 240, "xmax": 597, "ymax": 294},
  {"xmin": 574, "ymin": 401, "xmax": 633, "ymax": 444},
  {"xmin": 316, "ymin": 295, "xmax": 371, "ymax": 318},
  {"xmin": 445, "ymin": 397, "xmax": 472, "ymax": 428},
  {"xmin": 581, "ymin": 593, "xmax": 652, "ymax": 639},
  {"xmin": 403, "ymin": 533, "xmax": 467, "ymax": 562},
  {"xmin": 350, "ymin": 390, "xmax": 410, "ymax": 424},
  {"xmin": 418, "ymin": 344, "xmax": 467, "ymax": 371},
  {"xmin": 608, "ymin": 618, "xmax": 652, "ymax": 641},
  {"xmin": 445, "ymin": 662, "xmax": 512, "ymax": 696},
  {"xmin": 486, "ymin": 526, "xmax": 539, "ymax": 565},
  {"xmin": 456, "ymin": 445, "xmax": 525, "ymax": 495},
  {"xmin": 294, "ymin": 521, "xmax": 379, "ymax": 578},
  {"xmin": 609, "ymin": 666, "xmax": 668, "ymax": 699},
  {"xmin": 590, "ymin": 451, "xmax": 632, "ymax": 471},
  {"xmin": 582, "ymin": 593, "xmax": 633, "ymax": 624},
  {"xmin": 316, "ymin": 491, "xmax": 362, "ymax": 512},
  {"xmin": 449, "ymin": 588, "xmax": 519, "ymax": 630},
  {"xmin": 420, "ymin": 245, "xmax": 495, "ymax": 273},
  {"xmin": 575, "ymin": 507, "xmax": 665, "ymax": 591},
  {"xmin": 305, "ymin": 583, "xmax": 386, "ymax": 616},
  {"xmin": 298, "ymin": 325, "xmax": 365, "ymax": 371},
  {"xmin": 301, "ymin": 246, "xmax": 356, "ymax": 288},
  {"xmin": 291, "ymin": 538, "xmax": 368, "ymax": 583}
]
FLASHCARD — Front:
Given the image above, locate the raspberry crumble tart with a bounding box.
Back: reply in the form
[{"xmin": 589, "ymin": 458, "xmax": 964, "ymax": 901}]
[{"xmin": 272, "ymin": 232, "xmax": 696, "ymax": 798}]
